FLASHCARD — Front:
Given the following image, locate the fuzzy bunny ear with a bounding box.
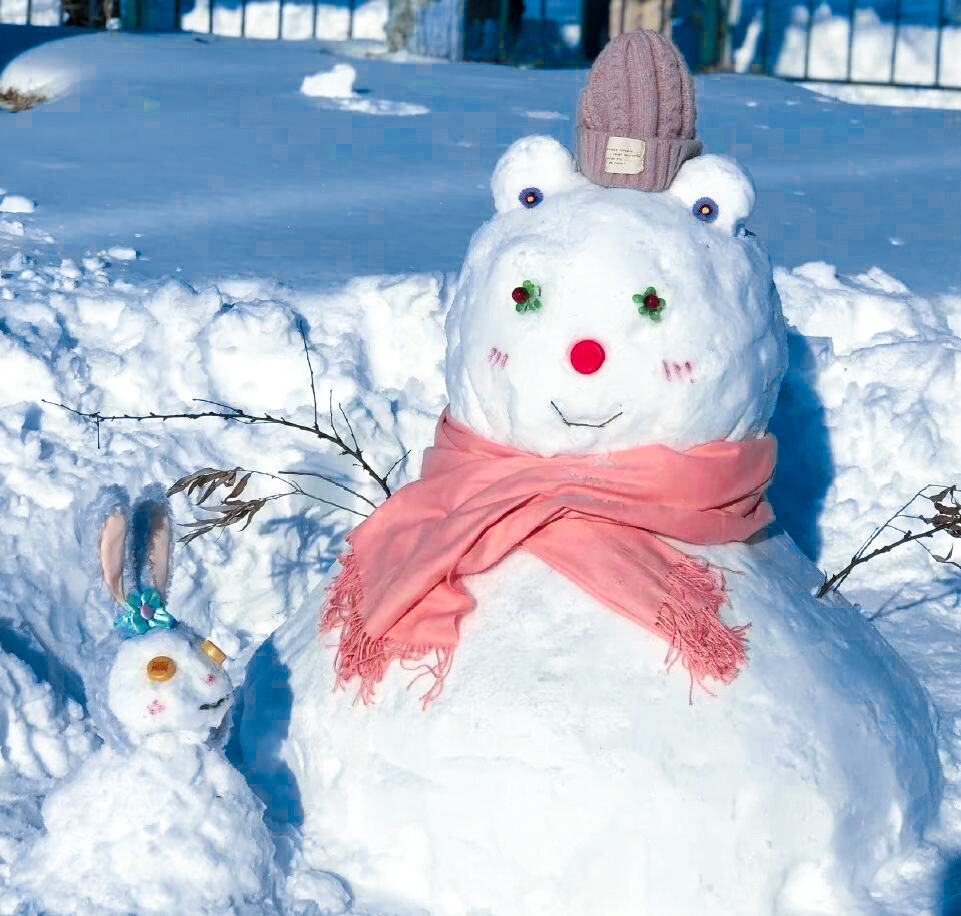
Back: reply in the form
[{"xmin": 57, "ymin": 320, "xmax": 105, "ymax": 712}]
[
  {"xmin": 147, "ymin": 504, "xmax": 174, "ymax": 599},
  {"xmin": 100, "ymin": 511, "xmax": 127, "ymax": 605}
]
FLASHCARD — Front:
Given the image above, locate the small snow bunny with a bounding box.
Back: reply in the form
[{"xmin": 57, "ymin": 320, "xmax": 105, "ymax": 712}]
[
  {"xmin": 98, "ymin": 507, "xmax": 233, "ymax": 743},
  {"xmin": 11, "ymin": 508, "xmax": 282, "ymax": 916}
]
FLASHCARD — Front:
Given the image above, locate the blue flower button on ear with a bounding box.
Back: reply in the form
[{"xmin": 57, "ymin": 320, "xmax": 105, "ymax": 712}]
[
  {"xmin": 519, "ymin": 187, "xmax": 544, "ymax": 209},
  {"xmin": 693, "ymin": 197, "xmax": 719, "ymax": 223}
]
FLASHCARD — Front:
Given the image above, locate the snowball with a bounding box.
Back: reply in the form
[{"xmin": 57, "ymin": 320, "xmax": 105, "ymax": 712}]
[
  {"xmin": 0, "ymin": 195, "xmax": 35, "ymax": 214},
  {"xmin": 299, "ymin": 66, "xmax": 429, "ymax": 116},
  {"xmin": 106, "ymin": 246, "xmax": 138, "ymax": 261},
  {"xmin": 300, "ymin": 63, "xmax": 358, "ymax": 99}
]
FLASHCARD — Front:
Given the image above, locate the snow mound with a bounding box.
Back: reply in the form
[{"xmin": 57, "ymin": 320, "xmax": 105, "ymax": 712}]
[
  {"xmin": 774, "ymin": 261, "xmax": 961, "ymax": 592},
  {"xmin": 301, "ymin": 63, "xmax": 357, "ymax": 99},
  {"xmin": 12, "ymin": 740, "xmax": 282, "ymax": 915},
  {"xmin": 300, "ymin": 63, "xmax": 429, "ymax": 116},
  {"xmin": 0, "ymin": 195, "xmax": 34, "ymax": 214},
  {"xmin": 0, "ymin": 651, "xmax": 94, "ymax": 890}
]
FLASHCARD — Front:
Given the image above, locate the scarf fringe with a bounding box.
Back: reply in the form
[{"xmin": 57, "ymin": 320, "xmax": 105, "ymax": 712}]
[
  {"xmin": 656, "ymin": 557, "xmax": 748, "ymax": 695},
  {"xmin": 324, "ymin": 553, "xmax": 747, "ymax": 709},
  {"xmin": 321, "ymin": 551, "xmax": 454, "ymax": 708}
]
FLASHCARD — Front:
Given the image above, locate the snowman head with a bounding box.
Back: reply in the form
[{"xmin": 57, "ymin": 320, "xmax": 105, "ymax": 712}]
[
  {"xmin": 444, "ymin": 136, "xmax": 788, "ymax": 456},
  {"xmin": 107, "ymin": 628, "xmax": 231, "ymax": 743},
  {"xmin": 99, "ymin": 508, "xmax": 232, "ymax": 744}
]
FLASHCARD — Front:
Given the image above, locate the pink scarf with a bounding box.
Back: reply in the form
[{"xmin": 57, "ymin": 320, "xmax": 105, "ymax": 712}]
[{"xmin": 323, "ymin": 410, "xmax": 777, "ymax": 706}]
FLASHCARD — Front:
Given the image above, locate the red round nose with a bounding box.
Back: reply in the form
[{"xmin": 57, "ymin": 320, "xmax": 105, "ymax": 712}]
[{"xmin": 569, "ymin": 339, "xmax": 606, "ymax": 375}]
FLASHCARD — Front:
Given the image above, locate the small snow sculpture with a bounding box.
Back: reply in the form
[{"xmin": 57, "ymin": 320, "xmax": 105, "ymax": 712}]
[
  {"xmin": 13, "ymin": 508, "xmax": 282, "ymax": 916},
  {"xmin": 241, "ymin": 31, "xmax": 943, "ymax": 916}
]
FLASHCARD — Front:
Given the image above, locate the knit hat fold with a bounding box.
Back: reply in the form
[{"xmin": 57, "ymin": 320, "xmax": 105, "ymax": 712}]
[{"xmin": 577, "ymin": 29, "xmax": 702, "ymax": 192}]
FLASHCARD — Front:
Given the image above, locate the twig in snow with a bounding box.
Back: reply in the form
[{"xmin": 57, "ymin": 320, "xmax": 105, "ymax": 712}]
[
  {"xmin": 44, "ymin": 394, "xmax": 397, "ymax": 500},
  {"xmin": 817, "ymin": 484, "xmax": 961, "ymax": 598}
]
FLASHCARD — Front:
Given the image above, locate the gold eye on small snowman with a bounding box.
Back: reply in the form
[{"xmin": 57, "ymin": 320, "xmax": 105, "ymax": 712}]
[
  {"xmin": 146, "ymin": 655, "xmax": 177, "ymax": 682},
  {"xmin": 199, "ymin": 639, "xmax": 227, "ymax": 667}
]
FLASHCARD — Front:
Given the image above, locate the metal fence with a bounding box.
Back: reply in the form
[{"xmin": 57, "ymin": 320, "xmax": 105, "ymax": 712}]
[
  {"xmin": 0, "ymin": 0, "xmax": 362, "ymax": 36},
  {"xmin": 2, "ymin": 0, "xmax": 960, "ymax": 90},
  {"xmin": 752, "ymin": 0, "xmax": 960, "ymax": 90}
]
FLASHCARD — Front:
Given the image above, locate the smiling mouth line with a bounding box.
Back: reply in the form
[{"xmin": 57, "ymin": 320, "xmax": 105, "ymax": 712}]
[
  {"xmin": 550, "ymin": 401, "xmax": 623, "ymax": 429},
  {"xmin": 199, "ymin": 696, "xmax": 228, "ymax": 711}
]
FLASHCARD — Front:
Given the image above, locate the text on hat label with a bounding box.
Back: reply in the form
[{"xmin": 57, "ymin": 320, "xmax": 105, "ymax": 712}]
[{"xmin": 604, "ymin": 137, "xmax": 646, "ymax": 175}]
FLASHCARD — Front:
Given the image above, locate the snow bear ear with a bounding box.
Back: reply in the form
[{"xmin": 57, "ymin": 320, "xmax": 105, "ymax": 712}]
[
  {"xmin": 491, "ymin": 135, "xmax": 589, "ymax": 214},
  {"xmin": 665, "ymin": 154, "xmax": 756, "ymax": 237}
]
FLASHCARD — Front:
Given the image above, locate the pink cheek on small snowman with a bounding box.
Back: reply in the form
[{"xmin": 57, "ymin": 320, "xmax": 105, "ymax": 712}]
[
  {"xmin": 204, "ymin": 673, "xmax": 217, "ymax": 685},
  {"xmin": 147, "ymin": 699, "xmax": 167, "ymax": 716},
  {"xmin": 662, "ymin": 360, "xmax": 695, "ymax": 383},
  {"xmin": 488, "ymin": 346, "xmax": 510, "ymax": 369}
]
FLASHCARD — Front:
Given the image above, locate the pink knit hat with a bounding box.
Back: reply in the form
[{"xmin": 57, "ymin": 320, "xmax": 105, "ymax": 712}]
[{"xmin": 577, "ymin": 30, "xmax": 702, "ymax": 192}]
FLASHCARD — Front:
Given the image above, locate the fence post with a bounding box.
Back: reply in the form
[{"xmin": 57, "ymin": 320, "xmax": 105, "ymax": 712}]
[
  {"xmin": 699, "ymin": 0, "xmax": 719, "ymax": 68},
  {"xmin": 278, "ymin": 0, "xmax": 284, "ymax": 38},
  {"xmin": 935, "ymin": 0, "xmax": 946, "ymax": 86},
  {"xmin": 889, "ymin": 0, "xmax": 901, "ymax": 84},
  {"xmin": 802, "ymin": 0, "xmax": 814, "ymax": 79},
  {"xmin": 497, "ymin": 0, "xmax": 509, "ymax": 62},
  {"xmin": 348, "ymin": 0, "xmax": 354, "ymax": 39},
  {"xmin": 845, "ymin": 0, "xmax": 855, "ymax": 82}
]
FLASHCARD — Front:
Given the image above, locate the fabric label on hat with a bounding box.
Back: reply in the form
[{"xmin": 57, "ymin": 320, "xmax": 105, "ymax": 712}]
[{"xmin": 605, "ymin": 137, "xmax": 646, "ymax": 175}]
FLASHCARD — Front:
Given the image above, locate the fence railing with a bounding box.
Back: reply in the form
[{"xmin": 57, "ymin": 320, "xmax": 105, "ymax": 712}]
[
  {"xmin": 2, "ymin": 0, "xmax": 960, "ymax": 90},
  {"xmin": 753, "ymin": 0, "xmax": 959, "ymax": 90},
  {"xmin": 0, "ymin": 0, "xmax": 363, "ymax": 36}
]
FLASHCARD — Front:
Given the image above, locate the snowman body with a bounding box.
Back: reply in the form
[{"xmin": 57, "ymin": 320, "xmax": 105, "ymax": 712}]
[
  {"xmin": 15, "ymin": 629, "xmax": 281, "ymax": 915},
  {"xmin": 243, "ymin": 137, "xmax": 942, "ymax": 915}
]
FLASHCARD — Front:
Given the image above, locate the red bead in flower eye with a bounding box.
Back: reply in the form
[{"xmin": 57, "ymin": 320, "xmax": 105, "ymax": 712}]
[
  {"xmin": 512, "ymin": 286, "xmax": 529, "ymax": 303},
  {"xmin": 643, "ymin": 293, "xmax": 660, "ymax": 310}
]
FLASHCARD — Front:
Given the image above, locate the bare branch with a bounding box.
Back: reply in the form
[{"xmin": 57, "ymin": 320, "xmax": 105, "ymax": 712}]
[
  {"xmin": 298, "ymin": 321, "xmax": 320, "ymax": 432},
  {"xmin": 339, "ymin": 403, "xmax": 361, "ymax": 454},
  {"xmin": 45, "ymin": 396, "xmax": 396, "ymax": 499},
  {"xmin": 280, "ymin": 469, "xmax": 379, "ymax": 510},
  {"xmin": 384, "ymin": 449, "xmax": 411, "ymax": 482},
  {"xmin": 818, "ymin": 484, "xmax": 961, "ymax": 598}
]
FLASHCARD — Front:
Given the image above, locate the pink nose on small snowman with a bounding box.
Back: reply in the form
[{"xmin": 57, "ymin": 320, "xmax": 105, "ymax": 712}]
[{"xmin": 569, "ymin": 339, "xmax": 606, "ymax": 375}]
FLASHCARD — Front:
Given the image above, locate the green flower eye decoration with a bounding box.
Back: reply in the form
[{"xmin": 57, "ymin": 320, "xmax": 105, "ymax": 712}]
[
  {"xmin": 634, "ymin": 286, "xmax": 666, "ymax": 321},
  {"xmin": 512, "ymin": 280, "xmax": 542, "ymax": 313}
]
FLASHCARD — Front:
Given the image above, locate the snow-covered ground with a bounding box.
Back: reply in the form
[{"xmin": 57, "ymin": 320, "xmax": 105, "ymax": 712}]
[{"xmin": 0, "ymin": 25, "xmax": 960, "ymax": 915}]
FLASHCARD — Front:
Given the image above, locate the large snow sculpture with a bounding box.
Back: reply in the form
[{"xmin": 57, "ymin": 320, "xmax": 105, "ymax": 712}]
[{"xmin": 242, "ymin": 31, "xmax": 943, "ymax": 916}]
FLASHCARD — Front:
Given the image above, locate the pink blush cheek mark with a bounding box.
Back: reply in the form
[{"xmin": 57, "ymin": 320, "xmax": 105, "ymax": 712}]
[
  {"xmin": 147, "ymin": 699, "xmax": 166, "ymax": 716},
  {"xmin": 662, "ymin": 360, "xmax": 696, "ymax": 382},
  {"xmin": 204, "ymin": 674, "xmax": 217, "ymax": 685},
  {"xmin": 487, "ymin": 347, "xmax": 510, "ymax": 369}
]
